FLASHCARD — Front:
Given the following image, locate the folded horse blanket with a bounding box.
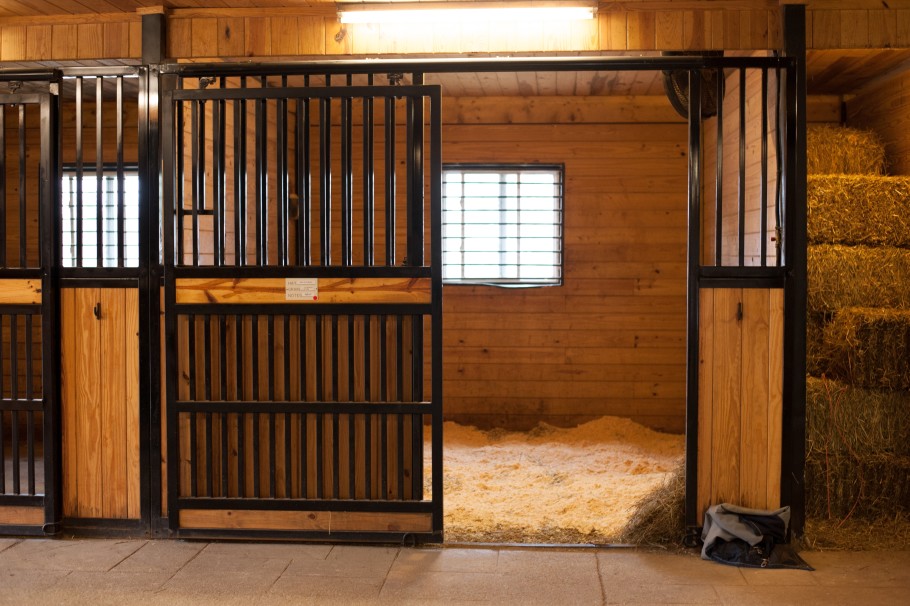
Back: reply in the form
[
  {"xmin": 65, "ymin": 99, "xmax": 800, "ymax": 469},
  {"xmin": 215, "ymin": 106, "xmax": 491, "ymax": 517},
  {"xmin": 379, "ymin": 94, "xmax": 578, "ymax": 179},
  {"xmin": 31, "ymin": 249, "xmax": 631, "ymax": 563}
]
[{"xmin": 701, "ymin": 503, "xmax": 813, "ymax": 570}]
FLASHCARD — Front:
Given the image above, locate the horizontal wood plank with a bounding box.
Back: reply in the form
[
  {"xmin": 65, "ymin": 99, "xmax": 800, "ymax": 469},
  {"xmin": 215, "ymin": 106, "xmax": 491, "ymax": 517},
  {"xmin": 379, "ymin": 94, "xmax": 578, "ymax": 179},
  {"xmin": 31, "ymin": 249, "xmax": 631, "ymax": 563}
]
[
  {"xmin": 179, "ymin": 509, "xmax": 433, "ymax": 532},
  {"xmin": 175, "ymin": 278, "xmax": 431, "ymax": 304},
  {"xmin": 0, "ymin": 505, "xmax": 44, "ymax": 526},
  {"xmin": 0, "ymin": 279, "xmax": 41, "ymax": 304}
]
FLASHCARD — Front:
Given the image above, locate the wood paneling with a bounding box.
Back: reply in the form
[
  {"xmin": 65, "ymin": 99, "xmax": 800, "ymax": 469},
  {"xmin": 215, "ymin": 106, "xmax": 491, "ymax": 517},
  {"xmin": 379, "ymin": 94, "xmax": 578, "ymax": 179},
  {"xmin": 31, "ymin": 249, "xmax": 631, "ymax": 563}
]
[
  {"xmin": 442, "ymin": 101, "xmax": 689, "ymax": 433},
  {"xmin": 179, "ymin": 509, "xmax": 433, "ymax": 532},
  {"xmin": 0, "ymin": 505, "xmax": 43, "ymax": 525},
  {"xmin": 847, "ymin": 68, "xmax": 910, "ymax": 176},
  {"xmin": 175, "ymin": 277, "xmax": 431, "ymax": 304},
  {"xmin": 697, "ymin": 287, "xmax": 783, "ymax": 520},
  {"xmin": 61, "ymin": 288, "xmax": 140, "ymax": 520},
  {"xmin": 0, "ymin": 280, "xmax": 41, "ymax": 304}
]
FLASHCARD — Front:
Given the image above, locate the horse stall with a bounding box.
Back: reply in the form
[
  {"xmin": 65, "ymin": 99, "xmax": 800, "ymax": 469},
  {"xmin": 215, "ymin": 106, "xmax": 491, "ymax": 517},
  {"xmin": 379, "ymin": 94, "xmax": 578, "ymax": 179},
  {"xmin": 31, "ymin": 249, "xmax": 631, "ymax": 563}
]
[{"xmin": 0, "ymin": 5, "xmax": 818, "ymax": 545}]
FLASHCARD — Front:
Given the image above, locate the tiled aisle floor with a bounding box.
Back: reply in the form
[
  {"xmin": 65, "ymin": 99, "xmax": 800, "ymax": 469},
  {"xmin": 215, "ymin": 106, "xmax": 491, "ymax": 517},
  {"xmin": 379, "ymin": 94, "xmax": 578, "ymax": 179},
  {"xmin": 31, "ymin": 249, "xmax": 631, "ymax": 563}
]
[{"xmin": 0, "ymin": 538, "xmax": 907, "ymax": 605}]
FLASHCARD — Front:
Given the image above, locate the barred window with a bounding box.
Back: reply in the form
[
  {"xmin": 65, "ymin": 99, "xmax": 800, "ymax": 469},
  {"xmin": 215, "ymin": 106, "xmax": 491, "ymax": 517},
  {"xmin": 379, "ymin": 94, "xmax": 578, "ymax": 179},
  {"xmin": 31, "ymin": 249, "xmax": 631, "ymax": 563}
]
[
  {"xmin": 442, "ymin": 165, "xmax": 563, "ymax": 286},
  {"xmin": 61, "ymin": 168, "xmax": 140, "ymax": 268}
]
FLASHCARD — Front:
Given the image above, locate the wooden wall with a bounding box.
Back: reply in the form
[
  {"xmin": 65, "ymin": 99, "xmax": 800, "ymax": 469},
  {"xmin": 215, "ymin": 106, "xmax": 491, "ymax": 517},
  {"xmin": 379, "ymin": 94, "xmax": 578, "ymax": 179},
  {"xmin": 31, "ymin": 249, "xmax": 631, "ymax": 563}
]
[
  {"xmin": 846, "ymin": 69, "xmax": 910, "ymax": 175},
  {"xmin": 441, "ymin": 96, "xmax": 689, "ymax": 433},
  {"xmin": 1, "ymin": 3, "xmax": 909, "ymax": 64}
]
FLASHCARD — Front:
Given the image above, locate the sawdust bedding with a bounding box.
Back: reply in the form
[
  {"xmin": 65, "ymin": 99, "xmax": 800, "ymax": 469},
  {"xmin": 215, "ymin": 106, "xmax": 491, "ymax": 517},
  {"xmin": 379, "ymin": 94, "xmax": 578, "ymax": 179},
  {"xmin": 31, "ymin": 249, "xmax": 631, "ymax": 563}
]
[{"xmin": 425, "ymin": 416, "xmax": 684, "ymax": 544}]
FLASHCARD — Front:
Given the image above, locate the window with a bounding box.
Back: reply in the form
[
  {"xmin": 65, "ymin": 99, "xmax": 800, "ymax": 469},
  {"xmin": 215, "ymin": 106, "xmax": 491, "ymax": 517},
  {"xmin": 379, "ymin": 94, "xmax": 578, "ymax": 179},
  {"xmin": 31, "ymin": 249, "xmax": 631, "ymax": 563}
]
[
  {"xmin": 442, "ymin": 164, "xmax": 563, "ymax": 285},
  {"xmin": 61, "ymin": 168, "xmax": 140, "ymax": 268}
]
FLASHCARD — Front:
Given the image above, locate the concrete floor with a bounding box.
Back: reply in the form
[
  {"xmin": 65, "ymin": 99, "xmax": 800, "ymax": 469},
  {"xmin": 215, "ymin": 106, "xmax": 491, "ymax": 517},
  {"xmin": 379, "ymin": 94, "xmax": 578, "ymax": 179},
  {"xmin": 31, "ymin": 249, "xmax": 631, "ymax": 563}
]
[{"xmin": 0, "ymin": 538, "xmax": 907, "ymax": 605}]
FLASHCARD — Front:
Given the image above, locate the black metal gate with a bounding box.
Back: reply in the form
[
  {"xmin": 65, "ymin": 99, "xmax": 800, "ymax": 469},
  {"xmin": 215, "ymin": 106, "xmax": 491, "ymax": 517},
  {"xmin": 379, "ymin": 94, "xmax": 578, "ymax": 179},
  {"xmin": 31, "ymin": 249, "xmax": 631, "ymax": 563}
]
[
  {"xmin": 0, "ymin": 85, "xmax": 60, "ymax": 534},
  {"xmin": 161, "ymin": 71, "xmax": 442, "ymax": 541}
]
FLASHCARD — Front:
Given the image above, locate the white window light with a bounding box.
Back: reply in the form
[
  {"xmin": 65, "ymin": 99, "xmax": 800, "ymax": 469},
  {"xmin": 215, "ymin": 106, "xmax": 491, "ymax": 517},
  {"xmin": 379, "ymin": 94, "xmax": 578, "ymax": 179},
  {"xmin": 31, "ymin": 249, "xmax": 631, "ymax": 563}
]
[{"xmin": 338, "ymin": 1, "xmax": 597, "ymax": 25}]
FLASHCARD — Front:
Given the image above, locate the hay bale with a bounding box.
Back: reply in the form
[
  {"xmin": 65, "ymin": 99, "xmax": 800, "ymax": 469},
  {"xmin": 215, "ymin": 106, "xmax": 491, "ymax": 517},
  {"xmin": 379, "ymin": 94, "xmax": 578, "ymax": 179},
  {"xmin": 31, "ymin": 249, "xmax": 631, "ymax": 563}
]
[
  {"xmin": 807, "ymin": 175, "xmax": 910, "ymax": 248},
  {"xmin": 808, "ymin": 245, "xmax": 910, "ymax": 313},
  {"xmin": 806, "ymin": 312, "xmax": 830, "ymax": 377},
  {"xmin": 822, "ymin": 307, "xmax": 910, "ymax": 390},
  {"xmin": 807, "ymin": 124, "xmax": 885, "ymax": 175},
  {"xmin": 618, "ymin": 462, "xmax": 685, "ymax": 546},
  {"xmin": 806, "ymin": 377, "xmax": 910, "ymax": 457},
  {"xmin": 805, "ymin": 452, "xmax": 910, "ymax": 519}
]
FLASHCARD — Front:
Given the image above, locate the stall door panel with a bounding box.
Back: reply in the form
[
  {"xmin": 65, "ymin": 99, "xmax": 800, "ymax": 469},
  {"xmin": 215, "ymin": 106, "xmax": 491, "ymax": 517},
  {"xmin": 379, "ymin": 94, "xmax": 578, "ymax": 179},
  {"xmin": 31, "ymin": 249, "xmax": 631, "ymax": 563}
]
[{"xmin": 61, "ymin": 288, "xmax": 139, "ymax": 520}]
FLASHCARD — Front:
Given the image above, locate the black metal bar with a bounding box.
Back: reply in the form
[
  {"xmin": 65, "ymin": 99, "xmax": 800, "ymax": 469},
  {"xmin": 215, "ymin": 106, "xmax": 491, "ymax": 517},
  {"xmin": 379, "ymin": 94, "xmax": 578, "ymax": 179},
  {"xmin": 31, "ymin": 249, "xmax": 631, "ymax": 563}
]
[
  {"xmin": 685, "ymin": 69, "xmax": 703, "ymax": 529},
  {"xmin": 11, "ymin": 405, "xmax": 19, "ymax": 493},
  {"xmin": 0, "ymin": 410, "xmax": 5, "ymax": 491},
  {"xmin": 385, "ymin": 97, "xmax": 396, "ymax": 266},
  {"xmin": 188, "ymin": 318, "xmax": 198, "ymax": 497},
  {"xmin": 429, "ymin": 86, "xmax": 444, "ymax": 531},
  {"xmin": 331, "ymin": 316, "xmax": 340, "ymax": 498},
  {"xmin": 213, "ymin": 84, "xmax": 225, "ymax": 267},
  {"xmin": 205, "ymin": 409, "xmax": 213, "ymax": 498},
  {"xmin": 268, "ymin": 316, "xmax": 276, "ymax": 498},
  {"xmin": 277, "ymin": 83, "xmax": 288, "ymax": 267},
  {"xmin": 166, "ymin": 56, "xmax": 791, "ymax": 79},
  {"xmin": 364, "ymin": 82, "xmax": 375, "ymax": 266},
  {"xmin": 315, "ymin": 315, "xmax": 323, "ymax": 499},
  {"xmin": 348, "ymin": 316, "xmax": 356, "ymax": 497},
  {"xmin": 738, "ymin": 68, "xmax": 746, "ymax": 267},
  {"xmin": 297, "ymin": 93, "xmax": 311, "ymax": 266},
  {"xmin": 26, "ymin": 410, "xmax": 35, "ymax": 494},
  {"xmin": 237, "ymin": 411, "xmax": 246, "ymax": 497},
  {"xmin": 172, "ymin": 264, "xmax": 431, "ymax": 279},
  {"xmin": 10, "ymin": 314, "xmax": 18, "ymax": 402},
  {"xmin": 116, "ymin": 76, "xmax": 125, "ymax": 267},
  {"xmin": 714, "ymin": 68, "xmax": 723, "ymax": 267},
  {"xmin": 219, "ymin": 318, "xmax": 228, "ymax": 494},
  {"xmin": 782, "ymin": 4, "xmax": 808, "ymax": 538},
  {"xmin": 341, "ymin": 95, "xmax": 353, "ymax": 266},
  {"xmin": 396, "ymin": 315, "xmax": 404, "ymax": 403},
  {"xmin": 233, "ymin": 96, "xmax": 244, "ymax": 265},
  {"xmin": 95, "ymin": 78, "xmax": 103, "ymax": 268},
  {"xmin": 176, "ymin": 95, "xmax": 185, "ymax": 266},
  {"xmin": 0, "ymin": 106, "xmax": 5, "ymax": 267},
  {"xmin": 319, "ymin": 97, "xmax": 331, "ymax": 266},
  {"xmin": 190, "ymin": 99, "xmax": 201, "ymax": 266},
  {"xmin": 760, "ymin": 68, "xmax": 769, "ymax": 267},
  {"xmin": 252, "ymin": 317, "xmax": 261, "ymax": 498},
  {"xmin": 175, "ymin": 497, "xmax": 435, "ymax": 511},
  {"xmin": 284, "ymin": 316, "xmax": 292, "ymax": 496},
  {"xmin": 255, "ymin": 76, "xmax": 267, "ymax": 266},
  {"xmin": 75, "ymin": 77, "xmax": 84, "ymax": 267},
  {"xmin": 18, "ymin": 104, "xmax": 27, "ymax": 267}
]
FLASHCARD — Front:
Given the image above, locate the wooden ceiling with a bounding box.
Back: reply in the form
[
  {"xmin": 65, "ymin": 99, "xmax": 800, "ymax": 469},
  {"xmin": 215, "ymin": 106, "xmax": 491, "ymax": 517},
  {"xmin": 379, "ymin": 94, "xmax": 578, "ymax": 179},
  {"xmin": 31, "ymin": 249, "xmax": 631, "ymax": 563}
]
[{"xmin": 1, "ymin": 2, "xmax": 909, "ymax": 96}]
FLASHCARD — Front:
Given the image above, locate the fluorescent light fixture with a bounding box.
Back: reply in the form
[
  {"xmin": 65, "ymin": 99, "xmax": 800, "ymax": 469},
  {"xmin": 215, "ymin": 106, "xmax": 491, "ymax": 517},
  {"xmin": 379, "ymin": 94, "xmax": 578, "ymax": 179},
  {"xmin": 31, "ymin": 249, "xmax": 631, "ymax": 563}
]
[{"xmin": 338, "ymin": 1, "xmax": 597, "ymax": 25}]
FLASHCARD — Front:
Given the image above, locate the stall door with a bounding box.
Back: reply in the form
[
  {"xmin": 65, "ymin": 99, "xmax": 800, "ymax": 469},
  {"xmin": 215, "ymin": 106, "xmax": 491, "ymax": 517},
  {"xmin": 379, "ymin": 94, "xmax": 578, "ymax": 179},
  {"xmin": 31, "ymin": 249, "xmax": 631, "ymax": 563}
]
[
  {"xmin": 161, "ymin": 76, "xmax": 443, "ymax": 542},
  {"xmin": 0, "ymin": 92, "xmax": 60, "ymax": 533}
]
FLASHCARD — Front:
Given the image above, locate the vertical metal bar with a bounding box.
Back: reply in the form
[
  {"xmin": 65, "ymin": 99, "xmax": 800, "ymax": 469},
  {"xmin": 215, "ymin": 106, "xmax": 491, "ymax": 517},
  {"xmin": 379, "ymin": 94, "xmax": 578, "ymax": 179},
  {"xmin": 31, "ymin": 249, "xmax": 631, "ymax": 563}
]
[
  {"xmin": 252, "ymin": 316, "xmax": 260, "ymax": 497},
  {"xmin": 685, "ymin": 70, "xmax": 703, "ymax": 529},
  {"xmin": 738, "ymin": 68, "xmax": 746, "ymax": 267},
  {"xmin": 385, "ymin": 97, "xmax": 396, "ymax": 265},
  {"xmin": 760, "ymin": 68, "xmax": 769, "ymax": 267},
  {"xmin": 220, "ymin": 316, "xmax": 228, "ymax": 494},
  {"xmin": 319, "ymin": 97, "xmax": 331, "ymax": 265},
  {"xmin": 283, "ymin": 316, "xmax": 291, "ymax": 496},
  {"xmin": 76, "ymin": 77, "xmax": 84, "ymax": 267},
  {"xmin": 429, "ymin": 86, "xmax": 444, "ymax": 532},
  {"xmin": 714, "ymin": 67, "xmax": 723, "ymax": 267},
  {"xmin": 190, "ymin": 99, "xmax": 201, "ymax": 266},
  {"xmin": 235, "ymin": 314, "xmax": 245, "ymax": 495},
  {"xmin": 116, "ymin": 76, "xmax": 125, "ymax": 267},
  {"xmin": 348, "ymin": 315, "xmax": 356, "ymax": 497},
  {"xmin": 315, "ymin": 315, "xmax": 324, "ymax": 498},
  {"xmin": 396, "ymin": 316, "xmax": 404, "ymax": 499},
  {"xmin": 233, "ymin": 95, "xmax": 245, "ymax": 265},
  {"xmin": 188, "ymin": 316, "xmax": 198, "ymax": 497},
  {"xmin": 341, "ymin": 95, "xmax": 353, "ymax": 266},
  {"xmin": 95, "ymin": 78, "xmax": 103, "ymax": 268},
  {"xmin": 296, "ymin": 93, "xmax": 311, "ymax": 266},
  {"xmin": 25, "ymin": 314, "xmax": 34, "ymax": 494},
  {"xmin": 257, "ymin": 76, "xmax": 269, "ymax": 265},
  {"xmin": 213, "ymin": 82, "xmax": 225, "ymax": 266},
  {"xmin": 277, "ymin": 82, "xmax": 288, "ymax": 266},
  {"xmin": 10, "ymin": 314, "xmax": 18, "ymax": 402},
  {"xmin": 205, "ymin": 410, "xmax": 213, "ymax": 497},
  {"xmin": 331, "ymin": 315, "xmax": 340, "ymax": 498},
  {"xmin": 11, "ymin": 394, "xmax": 19, "ymax": 494},
  {"xmin": 0, "ymin": 106, "xmax": 5, "ymax": 267},
  {"xmin": 203, "ymin": 314, "xmax": 212, "ymax": 401},
  {"xmin": 299, "ymin": 315, "xmax": 308, "ymax": 495},
  {"xmin": 176, "ymin": 96, "xmax": 185, "ymax": 265},
  {"xmin": 380, "ymin": 314, "xmax": 388, "ymax": 498},
  {"xmin": 364, "ymin": 83, "xmax": 375, "ymax": 265},
  {"xmin": 268, "ymin": 316, "xmax": 276, "ymax": 498},
  {"xmin": 0, "ymin": 409, "xmax": 4, "ymax": 491},
  {"xmin": 19, "ymin": 104, "xmax": 28, "ymax": 267},
  {"xmin": 782, "ymin": 4, "xmax": 808, "ymax": 537}
]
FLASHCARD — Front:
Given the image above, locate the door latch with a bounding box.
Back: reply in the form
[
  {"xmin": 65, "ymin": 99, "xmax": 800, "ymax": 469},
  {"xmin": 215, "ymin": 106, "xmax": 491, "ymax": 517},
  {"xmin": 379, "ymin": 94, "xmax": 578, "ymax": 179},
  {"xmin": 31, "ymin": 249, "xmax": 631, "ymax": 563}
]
[{"xmin": 93, "ymin": 302, "xmax": 101, "ymax": 320}]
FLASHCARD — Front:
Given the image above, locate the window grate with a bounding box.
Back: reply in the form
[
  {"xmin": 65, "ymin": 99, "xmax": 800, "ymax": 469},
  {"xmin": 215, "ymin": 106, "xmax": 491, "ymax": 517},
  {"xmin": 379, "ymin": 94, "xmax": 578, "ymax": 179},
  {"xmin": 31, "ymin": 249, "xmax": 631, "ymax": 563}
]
[
  {"xmin": 442, "ymin": 164, "xmax": 563, "ymax": 286},
  {"xmin": 61, "ymin": 170, "xmax": 140, "ymax": 268}
]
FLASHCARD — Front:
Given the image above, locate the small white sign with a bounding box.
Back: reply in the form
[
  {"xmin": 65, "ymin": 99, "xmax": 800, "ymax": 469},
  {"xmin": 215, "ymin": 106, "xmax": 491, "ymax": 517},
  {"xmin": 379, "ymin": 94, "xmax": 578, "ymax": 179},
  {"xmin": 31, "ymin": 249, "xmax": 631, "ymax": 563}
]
[{"xmin": 285, "ymin": 278, "xmax": 319, "ymax": 301}]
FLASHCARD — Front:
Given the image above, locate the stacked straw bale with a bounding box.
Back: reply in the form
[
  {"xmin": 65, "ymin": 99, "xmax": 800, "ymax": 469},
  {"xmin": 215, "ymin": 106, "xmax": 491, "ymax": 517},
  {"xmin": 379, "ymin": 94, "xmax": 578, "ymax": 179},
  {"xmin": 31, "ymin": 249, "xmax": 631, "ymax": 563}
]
[
  {"xmin": 805, "ymin": 124, "xmax": 910, "ymax": 521},
  {"xmin": 807, "ymin": 124, "xmax": 886, "ymax": 175},
  {"xmin": 807, "ymin": 175, "xmax": 910, "ymax": 248}
]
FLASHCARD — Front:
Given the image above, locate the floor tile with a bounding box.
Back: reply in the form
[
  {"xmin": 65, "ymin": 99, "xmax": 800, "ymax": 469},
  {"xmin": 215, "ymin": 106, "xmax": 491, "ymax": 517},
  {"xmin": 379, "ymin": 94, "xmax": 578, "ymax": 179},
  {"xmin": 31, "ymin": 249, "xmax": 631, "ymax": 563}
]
[
  {"xmin": 715, "ymin": 583, "xmax": 909, "ymax": 606},
  {"xmin": 269, "ymin": 573, "xmax": 385, "ymax": 600},
  {"xmin": 603, "ymin": 582, "xmax": 721, "ymax": 604},
  {"xmin": 112, "ymin": 539, "xmax": 207, "ymax": 574},
  {"xmin": 282, "ymin": 545, "xmax": 399, "ymax": 578},
  {"xmin": 801, "ymin": 551, "xmax": 910, "ymax": 587},
  {"xmin": 202, "ymin": 541, "xmax": 333, "ymax": 561},
  {"xmin": 0, "ymin": 538, "xmax": 146, "ymax": 572},
  {"xmin": 598, "ymin": 549, "xmax": 747, "ymax": 587},
  {"xmin": 0, "ymin": 538, "xmax": 19, "ymax": 553},
  {"xmin": 392, "ymin": 547, "xmax": 499, "ymax": 573},
  {"xmin": 380, "ymin": 569, "xmax": 503, "ymax": 602}
]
